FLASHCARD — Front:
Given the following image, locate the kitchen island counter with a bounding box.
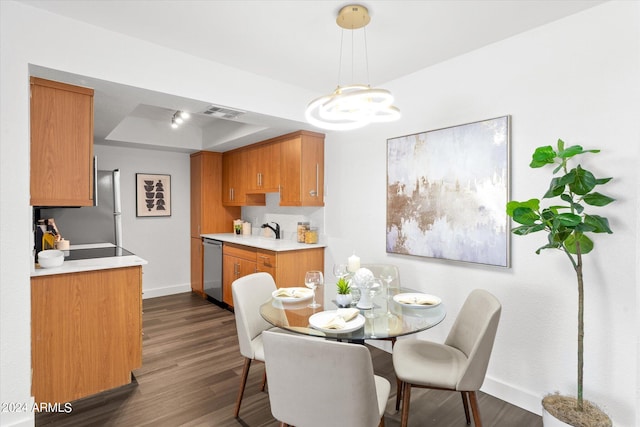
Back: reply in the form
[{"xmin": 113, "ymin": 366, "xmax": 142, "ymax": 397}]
[
  {"xmin": 31, "ymin": 243, "xmax": 148, "ymax": 277},
  {"xmin": 201, "ymin": 233, "xmax": 326, "ymax": 252}
]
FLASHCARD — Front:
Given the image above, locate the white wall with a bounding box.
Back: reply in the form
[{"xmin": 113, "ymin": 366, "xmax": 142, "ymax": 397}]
[
  {"xmin": 94, "ymin": 144, "xmax": 192, "ymax": 298},
  {"xmin": 0, "ymin": 2, "xmax": 315, "ymax": 426},
  {"xmin": 324, "ymin": 1, "xmax": 639, "ymax": 425},
  {"xmin": 1, "ymin": 1, "xmax": 638, "ymax": 427}
]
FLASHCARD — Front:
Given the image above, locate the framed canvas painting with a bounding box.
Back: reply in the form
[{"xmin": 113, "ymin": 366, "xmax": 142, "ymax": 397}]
[
  {"xmin": 136, "ymin": 173, "xmax": 171, "ymax": 217},
  {"xmin": 386, "ymin": 116, "xmax": 510, "ymax": 267}
]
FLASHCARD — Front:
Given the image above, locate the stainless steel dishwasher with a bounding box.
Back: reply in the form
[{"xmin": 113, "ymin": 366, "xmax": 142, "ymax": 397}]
[{"xmin": 203, "ymin": 238, "xmax": 223, "ymax": 302}]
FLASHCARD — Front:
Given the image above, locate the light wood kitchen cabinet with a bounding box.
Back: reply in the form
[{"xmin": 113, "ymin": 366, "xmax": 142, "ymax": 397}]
[
  {"xmin": 245, "ymin": 142, "xmax": 280, "ymax": 193},
  {"xmin": 279, "ymin": 131, "xmax": 325, "ymax": 206},
  {"xmin": 221, "ymin": 149, "xmax": 245, "ymax": 206},
  {"xmin": 256, "ymin": 247, "xmax": 325, "ymax": 287},
  {"xmin": 31, "ymin": 266, "xmax": 142, "ymax": 404},
  {"xmin": 30, "ymin": 77, "xmax": 95, "ymax": 207},
  {"xmin": 190, "ymin": 152, "xmax": 240, "ymax": 296},
  {"xmin": 222, "ymin": 150, "xmax": 265, "ymax": 206},
  {"xmin": 222, "ymin": 243, "xmax": 258, "ymax": 307},
  {"xmin": 223, "ymin": 242, "xmax": 325, "ymax": 307}
]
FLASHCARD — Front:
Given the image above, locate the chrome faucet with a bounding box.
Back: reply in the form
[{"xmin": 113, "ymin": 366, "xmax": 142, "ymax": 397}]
[{"xmin": 261, "ymin": 222, "xmax": 281, "ymax": 239}]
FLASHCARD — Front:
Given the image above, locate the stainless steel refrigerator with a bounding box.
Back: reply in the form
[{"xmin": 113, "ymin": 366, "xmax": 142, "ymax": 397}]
[{"xmin": 39, "ymin": 169, "xmax": 123, "ymax": 246}]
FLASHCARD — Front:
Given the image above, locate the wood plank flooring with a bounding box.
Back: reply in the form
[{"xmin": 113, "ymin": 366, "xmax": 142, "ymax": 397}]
[{"xmin": 36, "ymin": 292, "xmax": 542, "ymax": 427}]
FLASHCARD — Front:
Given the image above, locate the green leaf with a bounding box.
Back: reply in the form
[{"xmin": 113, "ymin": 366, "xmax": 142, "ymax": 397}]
[
  {"xmin": 512, "ymin": 224, "xmax": 546, "ymax": 235},
  {"xmin": 558, "ymin": 145, "xmax": 585, "ymax": 158},
  {"xmin": 582, "ymin": 192, "xmax": 615, "ymax": 207},
  {"xmin": 565, "ymin": 233, "xmax": 594, "ymax": 254},
  {"xmin": 506, "ymin": 199, "xmax": 539, "ymax": 216},
  {"xmin": 569, "ymin": 165, "xmax": 596, "ymax": 195},
  {"xmin": 556, "ymin": 213, "xmax": 582, "ymax": 227},
  {"xmin": 595, "ymin": 177, "xmax": 612, "ymax": 185},
  {"xmin": 543, "ymin": 177, "xmax": 566, "ymax": 198},
  {"xmin": 530, "ymin": 146, "xmax": 556, "ymax": 168},
  {"xmin": 584, "ymin": 214, "xmax": 613, "ymax": 233},
  {"xmin": 512, "ymin": 207, "xmax": 540, "ymax": 225}
]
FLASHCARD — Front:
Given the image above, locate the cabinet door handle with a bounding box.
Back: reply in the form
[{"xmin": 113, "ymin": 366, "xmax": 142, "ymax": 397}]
[{"xmin": 309, "ymin": 163, "xmax": 319, "ymax": 197}]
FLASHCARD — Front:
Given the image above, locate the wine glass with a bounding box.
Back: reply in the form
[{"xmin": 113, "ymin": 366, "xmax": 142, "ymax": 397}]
[
  {"xmin": 332, "ymin": 263, "xmax": 349, "ymax": 279},
  {"xmin": 365, "ymin": 278, "xmax": 383, "ymax": 338},
  {"xmin": 305, "ymin": 270, "xmax": 323, "ymax": 308},
  {"xmin": 380, "ymin": 269, "xmax": 397, "ymax": 318}
]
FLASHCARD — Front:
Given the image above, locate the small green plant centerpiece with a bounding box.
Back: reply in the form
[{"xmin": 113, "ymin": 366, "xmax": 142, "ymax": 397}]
[
  {"xmin": 507, "ymin": 140, "xmax": 614, "ymax": 427},
  {"xmin": 336, "ymin": 277, "xmax": 351, "ymax": 295},
  {"xmin": 336, "ymin": 277, "xmax": 353, "ymax": 307}
]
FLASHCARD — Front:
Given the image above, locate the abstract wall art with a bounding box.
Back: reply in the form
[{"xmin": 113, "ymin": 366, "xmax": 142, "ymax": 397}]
[
  {"xmin": 136, "ymin": 173, "xmax": 171, "ymax": 217},
  {"xmin": 386, "ymin": 116, "xmax": 510, "ymax": 267}
]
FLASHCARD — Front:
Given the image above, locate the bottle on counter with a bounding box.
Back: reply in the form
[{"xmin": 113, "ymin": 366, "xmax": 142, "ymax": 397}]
[{"xmin": 297, "ymin": 222, "xmax": 310, "ymax": 243}]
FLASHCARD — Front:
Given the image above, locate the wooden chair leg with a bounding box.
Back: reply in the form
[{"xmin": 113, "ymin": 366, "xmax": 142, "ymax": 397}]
[
  {"xmin": 460, "ymin": 391, "xmax": 471, "ymax": 424},
  {"xmin": 261, "ymin": 369, "xmax": 267, "ymax": 391},
  {"xmin": 400, "ymin": 381, "xmax": 412, "ymax": 427},
  {"xmin": 234, "ymin": 357, "xmax": 252, "ymax": 417},
  {"xmin": 468, "ymin": 390, "xmax": 482, "ymax": 427},
  {"xmin": 395, "ymin": 379, "xmax": 403, "ymax": 410}
]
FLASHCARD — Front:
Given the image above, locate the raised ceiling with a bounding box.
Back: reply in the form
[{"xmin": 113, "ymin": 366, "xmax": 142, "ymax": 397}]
[{"xmin": 23, "ymin": 0, "xmax": 605, "ymax": 152}]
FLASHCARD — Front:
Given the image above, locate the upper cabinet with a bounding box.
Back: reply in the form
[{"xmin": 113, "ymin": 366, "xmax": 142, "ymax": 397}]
[
  {"xmin": 279, "ymin": 131, "xmax": 325, "ymax": 207},
  {"xmin": 191, "ymin": 151, "xmax": 239, "ymax": 236},
  {"xmin": 245, "ymin": 142, "xmax": 280, "ymax": 193},
  {"xmin": 222, "ymin": 130, "xmax": 324, "ymax": 207},
  {"xmin": 30, "ymin": 77, "xmax": 94, "ymax": 207}
]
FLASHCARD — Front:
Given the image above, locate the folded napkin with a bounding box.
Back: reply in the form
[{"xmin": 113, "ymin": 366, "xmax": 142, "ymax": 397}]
[
  {"xmin": 274, "ymin": 288, "xmax": 310, "ymax": 298},
  {"xmin": 274, "ymin": 288, "xmax": 293, "ymax": 297},
  {"xmin": 320, "ymin": 308, "xmax": 360, "ymax": 329},
  {"xmin": 321, "ymin": 315, "xmax": 347, "ymax": 330},
  {"xmin": 336, "ymin": 308, "xmax": 359, "ymax": 322},
  {"xmin": 396, "ymin": 295, "xmax": 439, "ymax": 305}
]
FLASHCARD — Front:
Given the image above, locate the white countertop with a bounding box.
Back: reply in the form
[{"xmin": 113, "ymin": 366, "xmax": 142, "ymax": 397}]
[
  {"xmin": 31, "ymin": 243, "xmax": 148, "ymax": 277},
  {"xmin": 201, "ymin": 233, "xmax": 326, "ymax": 252}
]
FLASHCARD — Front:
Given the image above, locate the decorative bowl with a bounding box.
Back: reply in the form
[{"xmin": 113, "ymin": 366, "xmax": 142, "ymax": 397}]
[{"xmin": 38, "ymin": 250, "xmax": 65, "ymax": 268}]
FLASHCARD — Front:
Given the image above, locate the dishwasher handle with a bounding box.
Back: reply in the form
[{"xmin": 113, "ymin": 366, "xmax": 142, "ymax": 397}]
[{"xmin": 203, "ymin": 238, "xmax": 223, "ymax": 247}]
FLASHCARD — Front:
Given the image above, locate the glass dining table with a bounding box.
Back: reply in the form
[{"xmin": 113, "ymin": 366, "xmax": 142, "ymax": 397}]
[{"xmin": 259, "ymin": 286, "xmax": 446, "ymax": 341}]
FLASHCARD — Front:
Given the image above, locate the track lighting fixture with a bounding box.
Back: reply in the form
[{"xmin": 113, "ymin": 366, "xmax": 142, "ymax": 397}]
[{"xmin": 171, "ymin": 110, "xmax": 190, "ymax": 129}]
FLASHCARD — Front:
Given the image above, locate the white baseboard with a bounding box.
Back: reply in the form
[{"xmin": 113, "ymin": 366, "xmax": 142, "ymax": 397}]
[
  {"xmin": 142, "ymin": 283, "xmax": 191, "ymax": 299},
  {"xmin": 481, "ymin": 376, "xmax": 542, "ymax": 416}
]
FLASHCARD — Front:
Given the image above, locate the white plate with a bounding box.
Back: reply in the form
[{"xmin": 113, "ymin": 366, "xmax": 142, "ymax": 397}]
[
  {"xmin": 393, "ymin": 293, "xmax": 442, "ymax": 308},
  {"xmin": 271, "ymin": 287, "xmax": 314, "ymax": 302},
  {"xmin": 309, "ymin": 310, "xmax": 365, "ymax": 334}
]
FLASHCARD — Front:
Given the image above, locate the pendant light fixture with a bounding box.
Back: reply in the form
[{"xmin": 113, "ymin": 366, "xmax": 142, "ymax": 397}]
[{"xmin": 305, "ymin": 4, "xmax": 400, "ymax": 131}]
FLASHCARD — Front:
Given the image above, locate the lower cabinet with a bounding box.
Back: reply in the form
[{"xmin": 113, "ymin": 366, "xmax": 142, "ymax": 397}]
[
  {"xmin": 222, "ymin": 243, "xmax": 257, "ymax": 307},
  {"xmin": 191, "ymin": 237, "xmax": 203, "ymax": 295},
  {"xmin": 31, "ymin": 266, "xmax": 142, "ymax": 404},
  {"xmin": 222, "ymin": 242, "xmax": 325, "ymax": 308}
]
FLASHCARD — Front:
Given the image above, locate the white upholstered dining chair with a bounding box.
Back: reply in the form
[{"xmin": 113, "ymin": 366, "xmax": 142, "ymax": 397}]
[
  {"xmin": 262, "ymin": 330, "xmax": 391, "ymax": 427},
  {"xmin": 392, "ymin": 289, "xmax": 501, "ymax": 427},
  {"xmin": 231, "ymin": 272, "xmax": 279, "ymax": 418}
]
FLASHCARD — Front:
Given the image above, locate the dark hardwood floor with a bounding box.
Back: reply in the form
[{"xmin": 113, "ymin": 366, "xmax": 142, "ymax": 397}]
[{"xmin": 36, "ymin": 292, "xmax": 542, "ymax": 427}]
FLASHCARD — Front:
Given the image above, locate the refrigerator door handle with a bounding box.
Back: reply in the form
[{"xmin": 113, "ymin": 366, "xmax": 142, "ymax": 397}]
[
  {"xmin": 93, "ymin": 156, "xmax": 98, "ymax": 206},
  {"xmin": 113, "ymin": 169, "xmax": 122, "ymax": 248}
]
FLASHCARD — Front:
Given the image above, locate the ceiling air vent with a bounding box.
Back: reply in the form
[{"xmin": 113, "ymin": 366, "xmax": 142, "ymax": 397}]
[{"xmin": 201, "ymin": 104, "xmax": 246, "ymax": 119}]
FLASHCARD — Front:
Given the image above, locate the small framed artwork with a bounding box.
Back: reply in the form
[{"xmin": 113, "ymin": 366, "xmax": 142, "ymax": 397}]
[
  {"xmin": 136, "ymin": 173, "xmax": 171, "ymax": 217},
  {"xmin": 386, "ymin": 115, "xmax": 510, "ymax": 267}
]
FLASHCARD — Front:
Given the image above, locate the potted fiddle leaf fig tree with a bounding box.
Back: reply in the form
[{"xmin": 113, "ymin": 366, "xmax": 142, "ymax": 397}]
[{"xmin": 506, "ymin": 139, "xmax": 614, "ymax": 427}]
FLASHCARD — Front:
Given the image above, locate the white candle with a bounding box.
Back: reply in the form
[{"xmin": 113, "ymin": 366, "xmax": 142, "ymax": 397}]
[{"xmin": 348, "ymin": 254, "xmax": 360, "ymax": 272}]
